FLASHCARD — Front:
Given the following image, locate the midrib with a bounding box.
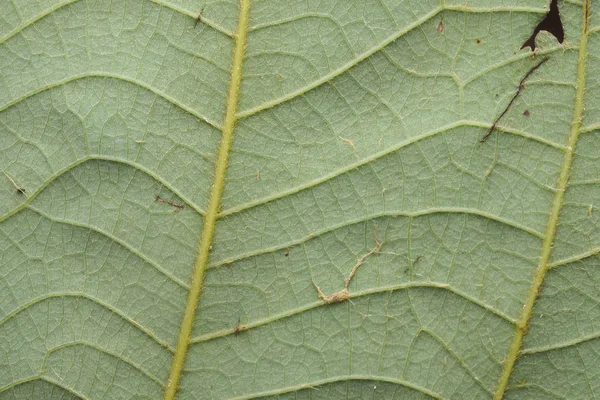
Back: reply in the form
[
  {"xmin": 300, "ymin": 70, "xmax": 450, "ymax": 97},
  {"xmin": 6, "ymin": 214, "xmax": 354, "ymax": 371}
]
[
  {"xmin": 162, "ymin": 1, "xmax": 251, "ymax": 399},
  {"xmin": 493, "ymin": 1, "xmax": 591, "ymax": 398}
]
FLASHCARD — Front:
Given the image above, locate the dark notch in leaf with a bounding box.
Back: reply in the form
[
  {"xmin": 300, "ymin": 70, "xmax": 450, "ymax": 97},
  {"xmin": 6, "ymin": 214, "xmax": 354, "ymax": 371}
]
[
  {"xmin": 481, "ymin": 56, "xmax": 550, "ymax": 143},
  {"xmin": 521, "ymin": 0, "xmax": 564, "ymax": 51}
]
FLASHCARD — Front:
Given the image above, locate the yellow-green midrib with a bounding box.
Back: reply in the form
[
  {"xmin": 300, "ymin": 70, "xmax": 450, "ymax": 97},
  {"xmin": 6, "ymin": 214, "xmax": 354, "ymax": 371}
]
[{"xmin": 162, "ymin": 1, "xmax": 251, "ymax": 399}]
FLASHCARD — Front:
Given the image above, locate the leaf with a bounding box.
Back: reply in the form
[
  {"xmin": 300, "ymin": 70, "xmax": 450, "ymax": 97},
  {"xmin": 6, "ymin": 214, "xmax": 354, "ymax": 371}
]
[{"xmin": 0, "ymin": 0, "xmax": 598, "ymax": 399}]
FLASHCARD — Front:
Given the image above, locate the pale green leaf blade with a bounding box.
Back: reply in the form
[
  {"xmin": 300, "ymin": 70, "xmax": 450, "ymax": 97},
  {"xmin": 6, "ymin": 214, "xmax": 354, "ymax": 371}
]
[{"xmin": 0, "ymin": 0, "xmax": 598, "ymax": 400}]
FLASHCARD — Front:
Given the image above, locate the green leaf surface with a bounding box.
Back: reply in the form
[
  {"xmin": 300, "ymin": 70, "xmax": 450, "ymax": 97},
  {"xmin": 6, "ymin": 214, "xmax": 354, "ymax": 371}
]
[{"xmin": 0, "ymin": 0, "xmax": 598, "ymax": 399}]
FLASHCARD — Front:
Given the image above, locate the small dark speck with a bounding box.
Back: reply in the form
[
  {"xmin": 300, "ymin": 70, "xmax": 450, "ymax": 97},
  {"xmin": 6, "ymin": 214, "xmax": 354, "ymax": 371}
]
[
  {"xmin": 284, "ymin": 250, "xmax": 290, "ymax": 257},
  {"xmin": 475, "ymin": 39, "xmax": 482, "ymax": 44},
  {"xmin": 523, "ymin": 109, "xmax": 531, "ymax": 117},
  {"xmin": 16, "ymin": 187, "xmax": 26, "ymax": 195},
  {"xmin": 437, "ymin": 22, "xmax": 444, "ymax": 33}
]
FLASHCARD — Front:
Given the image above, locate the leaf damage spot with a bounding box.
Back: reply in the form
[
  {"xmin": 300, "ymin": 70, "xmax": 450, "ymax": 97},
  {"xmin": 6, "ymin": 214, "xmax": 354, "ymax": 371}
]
[
  {"xmin": 523, "ymin": 109, "xmax": 531, "ymax": 117},
  {"xmin": 312, "ymin": 228, "xmax": 382, "ymax": 304},
  {"xmin": 155, "ymin": 195, "xmax": 185, "ymax": 213},
  {"xmin": 521, "ymin": 0, "xmax": 564, "ymax": 51},
  {"xmin": 481, "ymin": 56, "xmax": 550, "ymax": 142},
  {"xmin": 437, "ymin": 21, "xmax": 444, "ymax": 33}
]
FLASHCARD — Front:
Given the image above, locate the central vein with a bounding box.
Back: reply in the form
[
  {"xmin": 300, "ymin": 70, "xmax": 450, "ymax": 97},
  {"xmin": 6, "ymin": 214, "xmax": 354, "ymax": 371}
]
[
  {"xmin": 493, "ymin": 1, "xmax": 590, "ymax": 398},
  {"xmin": 163, "ymin": 1, "xmax": 251, "ymax": 398}
]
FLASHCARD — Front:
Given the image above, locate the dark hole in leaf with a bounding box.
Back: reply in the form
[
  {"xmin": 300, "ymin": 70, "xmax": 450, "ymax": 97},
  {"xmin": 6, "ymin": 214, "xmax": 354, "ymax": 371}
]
[
  {"xmin": 521, "ymin": 0, "xmax": 564, "ymax": 51},
  {"xmin": 475, "ymin": 39, "xmax": 482, "ymax": 44}
]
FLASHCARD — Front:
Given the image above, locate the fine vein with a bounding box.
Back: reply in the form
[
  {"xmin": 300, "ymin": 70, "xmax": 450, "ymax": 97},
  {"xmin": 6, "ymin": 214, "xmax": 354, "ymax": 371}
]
[
  {"xmin": 493, "ymin": 1, "xmax": 590, "ymax": 398},
  {"xmin": 162, "ymin": 1, "xmax": 250, "ymax": 398}
]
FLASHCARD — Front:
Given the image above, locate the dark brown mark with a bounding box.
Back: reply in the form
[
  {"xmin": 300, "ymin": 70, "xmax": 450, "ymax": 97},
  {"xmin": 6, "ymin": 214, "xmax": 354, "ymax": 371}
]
[
  {"xmin": 194, "ymin": 6, "xmax": 205, "ymax": 28},
  {"xmin": 521, "ymin": 0, "xmax": 564, "ymax": 51},
  {"xmin": 480, "ymin": 56, "xmax": 550, "ymax": 143},
  {"xmin": 233, "ymin": 318, "xmax": 248, "ymax": 335},
  {"xmin": 413, "ymin": 256, "xmax": 423, "ymax": 265},
  {"xmin": 476, "ymin": 39, "xmax": 482, "ymax": 44},
  {"xmin": 155, "ymin": 195, "xmax": 185, "ymax": 213},
  {"xmin": 523, "ymin": 109, "xmax": 531, "ymax": 117},
  {"xmin": 284, "ymin": 250, "xmax": 289, "ymax": 257}
]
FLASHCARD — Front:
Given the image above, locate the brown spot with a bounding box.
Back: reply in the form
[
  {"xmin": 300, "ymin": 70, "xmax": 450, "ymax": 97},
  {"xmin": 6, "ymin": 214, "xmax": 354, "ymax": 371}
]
[
  {"xmin": 437, "ymin": 22, "xmax": 444, "ymax": 33},
  {"xmin": 475, "ymin": 39, "xmax": 482, "ymax": 44},
  {"xmin": 523, "ymin": 109, "xmax": 531, "ymax": 117},
  {"xmin": 194, "ymin": 6, "xmax": 205, "ymax": 28},
  {"xmin": 233, "ymin": 318, "xmax": 248, "ymax": 335},
  {"xmin": 284, "ymin": 250, "xmax": 290, "ymax": 257},
  {"xmin": 155, "ymin": 195, "xmax": 185, "ymax": 213}
]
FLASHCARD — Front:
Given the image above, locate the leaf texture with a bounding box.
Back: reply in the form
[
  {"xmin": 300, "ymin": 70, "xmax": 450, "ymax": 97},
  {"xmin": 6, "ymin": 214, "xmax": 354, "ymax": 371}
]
[{"xmin": 0, "ymin": 0, "xmax": 599, "ymax": 399}]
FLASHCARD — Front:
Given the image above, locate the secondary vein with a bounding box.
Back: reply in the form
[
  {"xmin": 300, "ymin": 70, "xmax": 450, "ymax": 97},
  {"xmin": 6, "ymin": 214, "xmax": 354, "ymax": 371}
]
[
  {"xmin": 162, "ymin": 1, "xmax": 250, "ymax": 398},
  {"xmin": 493, "ymin": 1, "xmax": 591, "ymax": 398}
]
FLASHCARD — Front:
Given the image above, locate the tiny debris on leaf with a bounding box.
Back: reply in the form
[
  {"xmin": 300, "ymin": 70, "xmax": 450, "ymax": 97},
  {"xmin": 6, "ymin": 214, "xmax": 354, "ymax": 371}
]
[
  {"xmin": 3, "ymin": 171, "xmax": 26, "ymax": 196},
  {"xmin": 155, "ymin": 195, "xmax": 185, "ymax": 213}
]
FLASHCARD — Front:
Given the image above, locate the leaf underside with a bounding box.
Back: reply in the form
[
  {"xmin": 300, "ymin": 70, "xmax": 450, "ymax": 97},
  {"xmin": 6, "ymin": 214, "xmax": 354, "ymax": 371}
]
[{"xmin": 1, "ymin": 0, "xmax": 599, "ymax": 399}]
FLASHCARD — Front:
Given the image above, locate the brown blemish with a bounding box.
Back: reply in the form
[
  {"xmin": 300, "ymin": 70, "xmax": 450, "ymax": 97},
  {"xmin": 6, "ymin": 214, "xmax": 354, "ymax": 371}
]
[
  {"xmin": 155, "ymin": 195, "xmax": 185, "ymax": 213},
  {"xmin": 194, "ymin": 6, "xmax": 205, "ymax": 28},
  {"xmin": 233, "ymin": 318, "xmax": 248, "ymax": 335}
]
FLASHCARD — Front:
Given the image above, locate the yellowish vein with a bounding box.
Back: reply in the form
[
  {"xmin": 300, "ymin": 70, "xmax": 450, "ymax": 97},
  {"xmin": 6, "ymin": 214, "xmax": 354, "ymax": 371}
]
[
  {"xmin": 493, "ymin": 1, "xmax": 591, "ymax": 398},
  {"xmin": 162, "ymin": 0, "xmax": 250, "ymax": 398}
]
